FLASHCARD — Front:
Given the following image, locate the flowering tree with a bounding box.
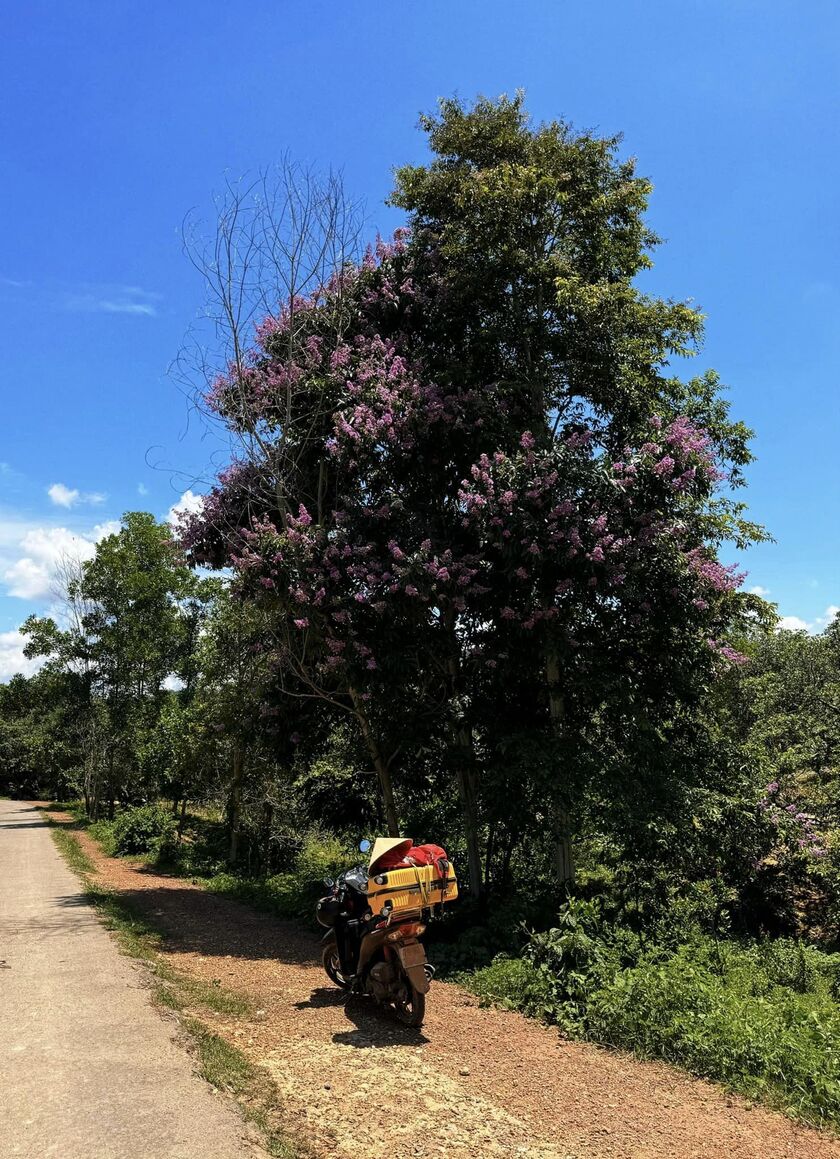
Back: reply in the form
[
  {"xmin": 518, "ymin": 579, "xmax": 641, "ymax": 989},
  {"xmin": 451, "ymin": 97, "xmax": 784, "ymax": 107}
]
[{"xmin": 182, "ymin": 96, "xmax": 763, "ymax": 894}]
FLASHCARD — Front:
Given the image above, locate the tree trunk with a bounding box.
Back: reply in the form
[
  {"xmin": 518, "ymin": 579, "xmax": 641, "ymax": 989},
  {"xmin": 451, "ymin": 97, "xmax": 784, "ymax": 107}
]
[
  {"xmin": 106, "ymin": 748, "xmax": 116, "ymax": 820},
  {"xmin": 262, "ymin": 801, "xmax": 274, "ymax": 874},
  {"xmin": 500, "ymin": 828, "xmax": 517, "ymax": 892},
  {"xmin": 227, "ymin": 744, "xmax": 245, "ymax": 865},
  {"xmin": 451, "ymin": 722, "xmax": 484, "ymax": 898},
  {"xmin": 552, "ymin": 806, "xmax": 574, "ymax": 883},
  {"xmin": 485, "ymin": 821, "xmax": 497, "ymax": 888},
  {"xmin": 443, "ymin": 622, "xmax": 484, "ymax": 898},
  {"xmin": 546, "ymin": 646, "xmax": 574, "ymax": 886},
  {"xmin": 84, "ymin": 729, "xmax": 100, "ymax": 819},
  {"xmin": 177, "ymin": 796, "xmax": 187, "ymax": 839},
  {"xmin": 350, "ymin": 687, "xmax": 400, "ymax": 835}
]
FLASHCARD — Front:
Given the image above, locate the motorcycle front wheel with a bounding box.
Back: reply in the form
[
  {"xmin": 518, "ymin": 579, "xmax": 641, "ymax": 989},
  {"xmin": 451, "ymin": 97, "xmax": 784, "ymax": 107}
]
[
  {"xmin": 322, "ymin": 943, "xmax": 351, "ymax": 990},
  {"xmin": 393, "ymin": 975, "xmax": 426, "ymax": 1027}
]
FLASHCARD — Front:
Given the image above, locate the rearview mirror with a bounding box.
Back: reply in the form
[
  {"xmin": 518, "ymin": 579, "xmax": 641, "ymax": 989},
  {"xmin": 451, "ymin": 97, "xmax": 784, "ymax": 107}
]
[{"xmin": 359, "ymin": 839, "xmax": 372, "ymax": 854}]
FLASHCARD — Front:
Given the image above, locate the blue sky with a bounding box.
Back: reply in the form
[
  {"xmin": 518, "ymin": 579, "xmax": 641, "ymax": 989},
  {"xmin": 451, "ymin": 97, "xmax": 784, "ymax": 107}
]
[{"xmin": 1, "ymin": 0, "xmax": 838, "ymax": 676}]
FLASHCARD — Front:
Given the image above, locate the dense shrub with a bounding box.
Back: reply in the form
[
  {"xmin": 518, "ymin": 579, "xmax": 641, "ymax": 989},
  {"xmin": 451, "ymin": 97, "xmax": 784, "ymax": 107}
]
[
  {"xmin": 203, "ymin": 833, "xmax": 353, "ymax": 920},
  {"xmin": 87, "ymin": 817, "xmax": 118, "ymax": 856},
  {"xmin": 110, "ymin": 804, "xmax": 177, "ymax": 856},
  {"xmin": 586, "ymin": 943, "xmax": 840, "ymax": 1124},
  {"xmin": 461, "ymin": 905, "xmax": 840, "ymax": 1128},
  {"xmin": 457, "ymin": 956, "xmax": 556, "ymax": 1021}
]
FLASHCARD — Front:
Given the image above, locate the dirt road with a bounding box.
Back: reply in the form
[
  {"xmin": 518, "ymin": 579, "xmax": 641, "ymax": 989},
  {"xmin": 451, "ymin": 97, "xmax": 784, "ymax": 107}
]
[
  {"xmin": 42, "ymin": 806, "xmax": 840, "ymax": 1159},
  {"xmin": 0, "ymin": 799, "xmax": 261, "ymax": 1159}
]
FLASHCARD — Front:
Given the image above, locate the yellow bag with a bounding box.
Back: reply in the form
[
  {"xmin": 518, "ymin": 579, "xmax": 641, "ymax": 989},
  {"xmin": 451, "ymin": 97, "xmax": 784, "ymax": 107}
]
[{"xmin": 367, "ymin": 862, "xmax": 458, "ymax": 919}]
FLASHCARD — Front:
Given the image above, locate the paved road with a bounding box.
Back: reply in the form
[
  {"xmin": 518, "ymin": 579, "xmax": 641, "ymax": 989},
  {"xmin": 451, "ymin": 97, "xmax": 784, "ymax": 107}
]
[{"xmin": 0, "ymin": 799, "xmax": 259, "ymax": 1158}]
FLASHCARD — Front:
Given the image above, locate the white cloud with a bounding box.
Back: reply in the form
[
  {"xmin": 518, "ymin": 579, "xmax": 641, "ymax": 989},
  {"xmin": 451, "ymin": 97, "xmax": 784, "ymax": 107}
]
[
  {"xmin": 0, "ymin": 514, "xmax": 47, "ymax": 552},
  {"xmin": 2, "ymin": 278, "xmax": 160, "ymax": 319},
  {"xmin": 167, "ymin": 490, "xmax": 204, "ymax": 526},
  {"xmin": 161, "ymin": 673, "xmax": 185, "ymax": 692},
  {"xmin": 816, "ymin": 605, "xmax": 840, "ymax": 630},
  {"xmin": 778, "ymin": 615, "xmax": 810, "ymax": 632},
  {"xmin": 138, "ymin": 483, "xmax": 149, "ymax": 497},
  {"xmin": 749, "ymin": 585, "xmax": 770, "ymax": 597},
  {"xmin": 48, "ymin": 483, "xmax": 107, "ymax": 509},
  {"xmin": 62, "ymin": 285, "xmax": 160, "ymax": 318},
  {"xmin": 0, "ymin": 629, "xmax": 43, "ymax": 682},
  {"xmin": 3, "ymin": 526, "xmax": 100, "ymax": 600},
  {"xmin": 777, "ymin": 606, "xmax": 840, "ymax": 635},
  {"xmin": 69, "ymin": 296, "xmax": 156, "ymax": 316},
  {"xmin": 93, "ymin": 520, "xmax": 121, "ymax": 542},
  {"xmin": 48, "ymin": 483, "xmax": 79, "ymax": 508}
]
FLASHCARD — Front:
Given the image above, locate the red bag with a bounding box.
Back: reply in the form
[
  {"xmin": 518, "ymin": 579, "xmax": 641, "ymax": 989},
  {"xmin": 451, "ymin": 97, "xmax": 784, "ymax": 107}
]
[
  {"xmin": 376, "ymin": 845, "xmax": 414, "ymax": 869},
  {"xmin": 405, "ymin": 843, "xmax": 448, "ymax": 867},
  {"xmin": 377, "ymin": 842, "xmax": 450, "ymax": 870}
]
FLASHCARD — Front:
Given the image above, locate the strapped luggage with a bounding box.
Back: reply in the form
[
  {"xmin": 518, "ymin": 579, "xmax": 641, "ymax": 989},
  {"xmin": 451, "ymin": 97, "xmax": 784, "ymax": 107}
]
[{"xmin": 366, "ymin": 839, "xmax": 458, "ymax": 918}]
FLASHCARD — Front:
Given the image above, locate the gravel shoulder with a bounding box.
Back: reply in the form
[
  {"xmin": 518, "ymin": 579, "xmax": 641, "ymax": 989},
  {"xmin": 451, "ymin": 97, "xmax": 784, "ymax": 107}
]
[
  {"xmin": 0, "ymin": 799, "xmax": 262, "ymax": 1159},
  {"xmin": 44, "ymin": 805, "xmax": 840, "ymax": 1159}
]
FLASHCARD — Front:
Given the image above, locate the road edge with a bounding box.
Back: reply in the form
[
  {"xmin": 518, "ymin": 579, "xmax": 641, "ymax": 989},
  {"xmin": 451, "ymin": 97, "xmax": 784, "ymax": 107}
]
[{"xmin": 42, "ymin": 808, "xmax": 307, "ymax": 1159}]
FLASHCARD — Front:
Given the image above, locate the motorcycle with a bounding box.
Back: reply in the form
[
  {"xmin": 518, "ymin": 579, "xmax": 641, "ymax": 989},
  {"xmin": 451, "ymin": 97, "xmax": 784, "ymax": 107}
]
[{"xmin": 316, "ymin": 839, "xmax": 434, "ymax": 1027}]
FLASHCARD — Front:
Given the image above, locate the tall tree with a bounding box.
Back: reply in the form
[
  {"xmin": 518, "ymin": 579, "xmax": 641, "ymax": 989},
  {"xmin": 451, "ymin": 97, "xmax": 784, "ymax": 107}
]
[
  {"xmin": 182, "ymin": 96, "xmax": 762, "ymax": 894},
  {"xmin": 23, "ymin": 513, "xmax": 198, "ymax": 816}
]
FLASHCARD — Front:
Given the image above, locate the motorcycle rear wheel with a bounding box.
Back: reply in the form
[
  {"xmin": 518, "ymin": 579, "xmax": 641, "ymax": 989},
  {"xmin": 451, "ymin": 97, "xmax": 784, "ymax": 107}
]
[
  {"xmin": 393, "ymin": 979, "xmax": 425, "ymax": 1027},
  {"xmin": 322, "ymin": 943, "xmax": 351, "ymax": 990}
]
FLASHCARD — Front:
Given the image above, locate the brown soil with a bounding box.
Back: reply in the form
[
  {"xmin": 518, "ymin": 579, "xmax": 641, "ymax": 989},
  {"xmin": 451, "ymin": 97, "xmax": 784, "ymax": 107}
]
[{"xmin": 47, "ymin": 810, "xmax": 840, "ymax": 1159}]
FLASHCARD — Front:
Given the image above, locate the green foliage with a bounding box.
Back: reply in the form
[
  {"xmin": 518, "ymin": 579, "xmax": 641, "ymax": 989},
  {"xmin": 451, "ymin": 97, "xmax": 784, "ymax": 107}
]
[
  {"xmin": 9, "ymin": 96, "xmax": 840, "ymax": 1134},
  {"xmin": 19, "ymin": 512, "xmax": 211, "ymax": 820},
  {"xmin": 0, "ymin": 672, "xmax": 86, "ymax": 799},
  {"xmin": 110, "ymin": 804, "xmax": 177, "ymax": 856},
  {"xmin": 202, "ymin": 832, "xmax": 354, "ymax": 920},
  {"xmin": 294, "ymin": 832, "xmax": 352, "ymax": 886},
  {"xmin": 87, "ymin": 818, "xmax": 118, "ymax": 856},
  {"xmin": 585, "ymin": 943, "xmax": 840, "ymax": 1126},
  {"xmin": 456, "ymin": 956, "xmax": 555, "ymax": 1020},
  {"xmin": 462, "ymin": 904, "xmax": 840, "ymax": 1128}
]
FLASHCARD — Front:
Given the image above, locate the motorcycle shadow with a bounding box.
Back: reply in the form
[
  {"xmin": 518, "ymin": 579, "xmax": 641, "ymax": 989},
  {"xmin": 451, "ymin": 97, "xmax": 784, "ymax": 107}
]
[{"xmin": 295, "ymin": 986, "xmax": 430, "ymax": 1048}]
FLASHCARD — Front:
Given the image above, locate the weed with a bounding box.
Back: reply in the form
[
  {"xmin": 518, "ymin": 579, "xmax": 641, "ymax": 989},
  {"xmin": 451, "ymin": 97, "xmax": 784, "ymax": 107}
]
[
  {"xmin": 50, "ymin": 826, "xmax": 96, "ymax": 876},
  {"xmin": 461, "ymin": 915, "xmax": 840, "ymax": 1131}
]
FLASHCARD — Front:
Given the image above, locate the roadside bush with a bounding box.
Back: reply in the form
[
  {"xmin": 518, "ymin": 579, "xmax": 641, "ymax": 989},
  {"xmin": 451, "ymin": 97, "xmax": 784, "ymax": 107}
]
[
  {"xmin": 461, "ymin": 906, "xmax": 840, "ymax": 1128},
  {"xmin": 87, "ymin": 817, "xmax": 118, "ymax": 856},
  {"xmin": 456, "ymin": 956, "xmax": 556, "ymax": 1021},
  {"xmin": 203, "ymin": 833, "xmax": 353, "ymax": 920},
  {"xmin": 295, "ymin": 832, "xmax": 352, "ymax": 889},
  {"xmin": 586, "ymin": 944, "xmax": 840, "ymax": 1125},
  {"xmin": 427, "ymin": 882, "xmax": 559, "ymax": 974},
  {"xmin": 110, "ymin": 804, "xmax": 177, "ymax": 856}
]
